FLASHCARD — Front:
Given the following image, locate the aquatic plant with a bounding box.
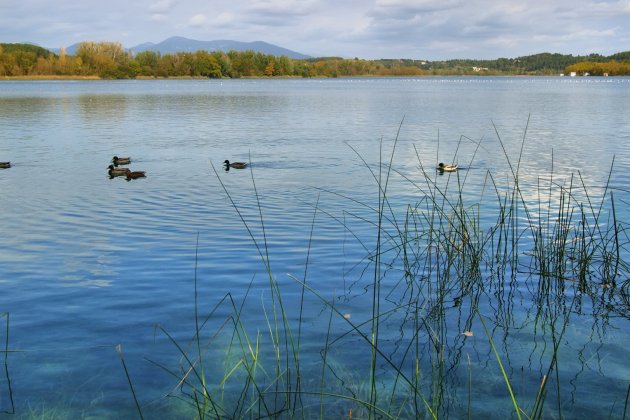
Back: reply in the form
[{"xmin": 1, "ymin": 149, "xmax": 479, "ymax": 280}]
[
  {"xmin": 140, "ymin": 121, "xmax": 630, "ymax": 419},
  {"xmin": 1, "ymin": 312, "xmax": 14, "ymax": 415}
]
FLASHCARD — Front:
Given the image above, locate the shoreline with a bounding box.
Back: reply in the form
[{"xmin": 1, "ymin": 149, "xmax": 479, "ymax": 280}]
[{"xmin": 1, "ymin": 74, "xmax": 573, "ymax": 81}]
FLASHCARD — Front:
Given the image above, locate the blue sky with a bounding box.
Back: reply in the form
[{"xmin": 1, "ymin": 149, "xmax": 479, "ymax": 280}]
[{"xmin": 1, "ymin": 0, "xmax": 629, "ymax": 59}]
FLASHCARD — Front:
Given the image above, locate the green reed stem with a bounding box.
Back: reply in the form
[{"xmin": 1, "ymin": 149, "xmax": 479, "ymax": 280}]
[
  {"xmin": 1, "ymin": 313, "xmax": 14, "ymax": 415},
  {"xmin": 623, "ymin": 382, "xmax": 630, "ymax": 420},
  {"xmin": 467, "ymin": 354, "xmax": 472, "ymax": 420},
  {"xmin": 116, "ymin": 344, "xmax": 144, "ymax": 420},
  {"xmin": 611, "ymin": 190, "xmax": 620, "ymax": 283},
  {"xmin": 192, "ymin": 233, "xmax": 210, "ymax": 416},
  {"xmin": 475, "ymin": 310, "xmax": 521, "ymax": 420}
]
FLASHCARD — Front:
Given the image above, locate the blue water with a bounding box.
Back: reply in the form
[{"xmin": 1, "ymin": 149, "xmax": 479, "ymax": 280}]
[{"xmin": 1, "ymin": 77, "xmax": 629, "ymax": 418}]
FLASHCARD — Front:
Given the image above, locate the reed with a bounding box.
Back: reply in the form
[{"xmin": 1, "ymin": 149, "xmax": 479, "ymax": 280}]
[
  {"xmin": 1, "ymin": 312, "xmax": 14, "ymax": 415},
  {"xmin": 116, "ymin": 344, "xmax": 144, "ymax": 420},
  {"xmin": 141, "ymin": 122, "xmax": 629, "ymax": 418}
]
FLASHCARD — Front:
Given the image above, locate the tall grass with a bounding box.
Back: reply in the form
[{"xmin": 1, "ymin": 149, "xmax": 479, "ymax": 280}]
[{"xmin": 144, "ymin": 123, "xmax": 629, "ymax": 419}]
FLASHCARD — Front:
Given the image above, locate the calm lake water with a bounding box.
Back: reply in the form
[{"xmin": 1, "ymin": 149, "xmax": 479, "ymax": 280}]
[{"xmin": 1, "ymin": 77, "xmax": 630, "ymax": 418}]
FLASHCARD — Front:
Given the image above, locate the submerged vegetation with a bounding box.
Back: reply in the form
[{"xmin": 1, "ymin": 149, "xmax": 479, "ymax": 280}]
[{"xmin": 1, "ymin": 42, "xmax": 630, "ymax": 78}]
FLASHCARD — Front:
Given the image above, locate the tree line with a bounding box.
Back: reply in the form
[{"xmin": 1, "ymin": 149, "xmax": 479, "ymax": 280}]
[
  {"xmin": 565, "ymin": 60, "xmax": 630, "ymax": 76},
  {"xmin": 1, "ymin": 42, "xmax": 629, "ymax": 78}
]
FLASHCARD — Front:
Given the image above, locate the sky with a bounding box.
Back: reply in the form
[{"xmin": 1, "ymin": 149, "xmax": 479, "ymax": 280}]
[{"xmin": 1, "ymin": 0, "xmax": 629, "ymax": 60}]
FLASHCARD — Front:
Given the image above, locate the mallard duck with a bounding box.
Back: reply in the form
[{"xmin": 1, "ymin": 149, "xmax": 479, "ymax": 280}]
[
  {"xmin": 437, "ymin": 162, "xmax": 458, "ymax": 172},
  {"xmin": 125, "ymin": 169, "xmax": 146, "ymax": 180},
  {"xmin": 223, "ymin": 160, "xmax": 248, "ymax": 169},
  {"xmin": 0, "ymin": 162, "xmax": 10, "ymax": 169},
  {"xmin": 108, "ymin": 164, "xmax": 127, "ymax": 177},
  {"xmin": 112, "ymin": 156, "xmax": 131, "ymax": 166}
]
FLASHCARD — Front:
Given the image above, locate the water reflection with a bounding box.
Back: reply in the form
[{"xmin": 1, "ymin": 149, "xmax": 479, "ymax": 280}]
[{"xmin": 78, "ymin": 95, "xmax": 128, "ymax": 121}]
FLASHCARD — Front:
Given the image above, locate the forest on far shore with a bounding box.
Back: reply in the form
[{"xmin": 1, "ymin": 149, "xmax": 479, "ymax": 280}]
[{"xmin": 2, "ymin": 41, "xmax": 629, "ymax": 79}]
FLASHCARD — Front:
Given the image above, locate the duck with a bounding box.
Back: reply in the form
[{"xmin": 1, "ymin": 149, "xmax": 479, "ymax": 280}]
[
  {"xmin": 0, "ymin": 162, "xmax": 10, "ymax": 169},
  {"xmin": 125, "ymin": 169, "xmax": 146, "ymax": 180},
  {"xmin": 223, "ymin": 160, "xmax": 248, "ymax": 169},
  {"xmin": 437, "ymin": 162, "xmax": 458, "ymax": 172},
  {"xmin": 112, "ymin": 156, "xmax": 131, "ymax": 166},
  {"xmin": 108, "ymin": 164, "xmax": 127, "ymax": 177}
]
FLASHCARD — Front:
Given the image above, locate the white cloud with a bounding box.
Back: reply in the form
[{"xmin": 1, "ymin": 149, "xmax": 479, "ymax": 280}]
[
  {"xmin": 149, "ymin": 0, "xmax": 177, "ymax": 13},
  {"xmin": 189, "ymin": 13, "xmax": 207, "ymax": 27},
  {"xmin": 550, "ymin": 28, "xmax": 617, "ymax": 41},
  {"xmin": 374, "ymin": 0, "xmax": 461, "ymax": 14},
  {"xmin": 211, "ymin": 12, "xmax": 237, "ymax": 27},
  {"xmin": 249, "ymin": 0, "xmax": 317, "ymax": 14}
]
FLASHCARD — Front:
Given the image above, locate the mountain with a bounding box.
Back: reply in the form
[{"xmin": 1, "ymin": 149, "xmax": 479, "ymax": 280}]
[
  {"xmin": 54, "ymin": 37, "xmax": 310, "ymax": 59},
  {"xmin": 129, "ymin": 36, "xmax": 310, "ymax": 59}
]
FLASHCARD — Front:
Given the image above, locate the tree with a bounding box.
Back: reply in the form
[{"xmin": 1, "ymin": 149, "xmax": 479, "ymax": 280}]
[
  {"xmin": 134, "ymin": 51, "xmax": 161, "ymax": 76},
  {"xmin": 190, "ymin": 51, "xmax": 222, "ymax": 78},
  {"xmin": 75, "ymin": 42, "xmax": 132, "ymax": 78},
  {"xmin": 264, "ymin": 59, "xmax": 275, "ymax": 77},
  {"xmin": 13, "ymin": 51, "xmax": 37, "ymax": 75},
  {"xmin": 229, "ymin": 50, "xmax": 257, "ymax": 77}
]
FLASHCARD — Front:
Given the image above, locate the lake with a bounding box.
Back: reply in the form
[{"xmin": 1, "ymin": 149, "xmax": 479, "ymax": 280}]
[{"xmin": 1, "ymin": 77, "xmax": 629, "ymax": 418}]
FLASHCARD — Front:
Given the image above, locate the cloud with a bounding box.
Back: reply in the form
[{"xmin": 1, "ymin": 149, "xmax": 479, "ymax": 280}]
[
  {"xmin": 248, "ymin": 0, "xmax": 317, "ymax": 14},
  {"xmin": 150, "ymin": 13, "xmax": 168, "ymax": 22},
  {"xmin": 188, "ymin": 13, "xmax": 207, "ymax": 27},
  {"xmin": 211, "ymin": 12, "xmax": 238, "ymax": 27},
  {"xmin": 1, "ymin": 0, "xmax": 629, "ymax": 59},
  {"xmin": 238, "ymin": 0, "xmax": 317, "ymax": 27},
  {"xmin": 148, "ymin": 0, "xmax": 177, "ymax": 23},
  {"xmin": 539, "ymin": 27, "xmax": 617, "ymax": 42},
  {"xmin": 372, "ymin": 0, "xmax": 461, "ymax": 17},
  {"xmin": 149, "ymin": 0, "xmax": 177, "ymax": 13}
]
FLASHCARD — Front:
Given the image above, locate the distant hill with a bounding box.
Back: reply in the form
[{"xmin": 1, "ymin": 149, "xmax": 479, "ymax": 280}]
[
  {"xmin": 1, "ymin": 42, "xmax": 55, "ymax": 57},
  {"xmin": 58, "ymin": 37, "xmax": 310, "ymax": 59},
  {"xmin": 127, "ymin": 36, "xmax": 310, "ymax": 59}
]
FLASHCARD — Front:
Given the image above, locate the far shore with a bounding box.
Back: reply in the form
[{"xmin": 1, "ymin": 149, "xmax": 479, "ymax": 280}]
[
  {"xmin": 2, "ymin": 75, "xmax": 101, "ymax": 80},
  {"xmin": 1, "ymin": 74, "xmax": 579, "ymax": 81}
]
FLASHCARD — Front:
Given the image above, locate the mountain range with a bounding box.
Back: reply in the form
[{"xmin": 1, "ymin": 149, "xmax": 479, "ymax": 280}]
[{"xmin": 62, "ymin": 36, "xmax": 310, "ymax": 59}]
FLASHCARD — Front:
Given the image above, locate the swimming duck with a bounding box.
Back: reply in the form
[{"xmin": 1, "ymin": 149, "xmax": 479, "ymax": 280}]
[
  {"xmin": 223, "ymin": 160, "xmax": 248, "ymax": 169},
  {"xmin": 0, "ymin": 162, "xmax": 10, "ymax": 169},
  {"xmin": 437, "ymin": 162, "xmax": 458, "ymax": 172},
  {"xmin": 108, "ymin": 164, "xmax": 127, "ymax": 177},
  {"xmin": 125, "ymin": 169, "xmax": 146, "ymax": 180},
  {"xmin": 112, "ymin": 156, "xmax": 131, "ymax": 166}
]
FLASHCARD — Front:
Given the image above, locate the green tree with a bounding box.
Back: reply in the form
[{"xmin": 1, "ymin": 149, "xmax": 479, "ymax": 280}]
[
  {"xmin": 212, "ymin": 51, "xmax": 233, "ymax": 77},
  {"xmin": 229, "ymin": 50, "xmax": 257, "ymax": 77},
  {"xmin": 134, "ymin": 51, "xmax": 161, "ymax": 76},
  {"xmin": 190, "ymin": 51, "xmax": 222, "ymax": 77}
]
